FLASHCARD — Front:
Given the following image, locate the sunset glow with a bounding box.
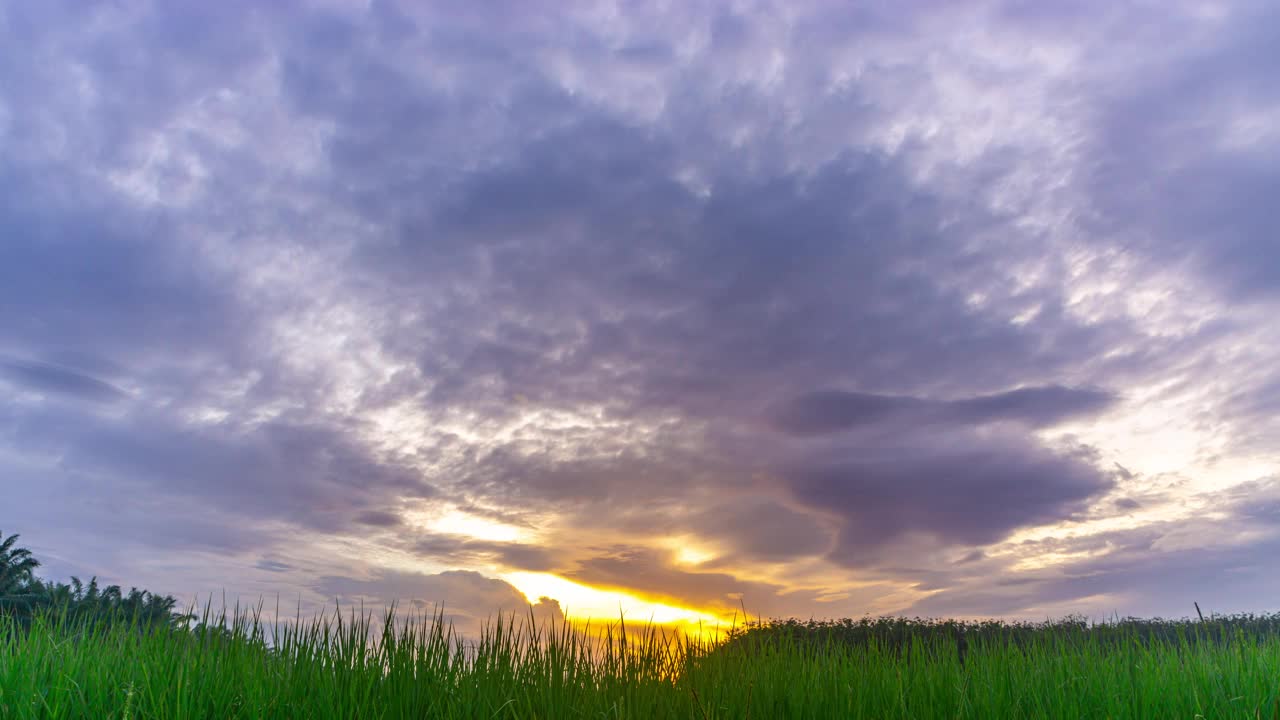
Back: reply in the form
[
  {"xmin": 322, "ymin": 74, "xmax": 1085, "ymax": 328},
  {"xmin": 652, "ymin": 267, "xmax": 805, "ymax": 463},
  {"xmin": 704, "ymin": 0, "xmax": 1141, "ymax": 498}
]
[{"xmin": 503, "ymin": 572, "xmax": 728, "ymax": 636}]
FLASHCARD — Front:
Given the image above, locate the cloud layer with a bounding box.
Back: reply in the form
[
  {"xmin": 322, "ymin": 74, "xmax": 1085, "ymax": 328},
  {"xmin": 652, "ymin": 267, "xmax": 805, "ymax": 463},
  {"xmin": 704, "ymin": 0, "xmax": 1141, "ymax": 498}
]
[{"xmin": 1, "ymin": 0, "xmax": 1277, "ymax": 624}]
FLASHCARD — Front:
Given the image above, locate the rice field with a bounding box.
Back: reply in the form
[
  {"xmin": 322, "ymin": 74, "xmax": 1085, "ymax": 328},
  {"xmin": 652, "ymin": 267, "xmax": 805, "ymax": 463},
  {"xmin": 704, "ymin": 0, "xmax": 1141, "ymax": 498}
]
[{"xmin": 6, "ymin": 603, "xmax": 1280, "ymax": 719}]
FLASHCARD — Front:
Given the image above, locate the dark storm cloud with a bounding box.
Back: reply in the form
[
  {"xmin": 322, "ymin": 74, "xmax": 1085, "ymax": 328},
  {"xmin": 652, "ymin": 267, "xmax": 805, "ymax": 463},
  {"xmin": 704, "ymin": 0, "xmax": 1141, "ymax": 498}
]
[
  {"xmin": 769, "ymin": 385, "xmax": 1116, "ymax": 435},
  {"xmin": 783, "ymin": 440, "xmax": 1113, "ymax": 566},
  {"xmin": 0, "ymin": 358, "xmax": 127, "ymax": 402}
]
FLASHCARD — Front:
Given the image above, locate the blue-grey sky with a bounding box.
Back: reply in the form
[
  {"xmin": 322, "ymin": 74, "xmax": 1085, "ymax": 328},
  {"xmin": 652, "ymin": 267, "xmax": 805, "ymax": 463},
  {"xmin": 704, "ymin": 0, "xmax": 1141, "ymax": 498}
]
[{"xmin": 2, "ymin": 0, "xmax": 1278, "ymax": 629}]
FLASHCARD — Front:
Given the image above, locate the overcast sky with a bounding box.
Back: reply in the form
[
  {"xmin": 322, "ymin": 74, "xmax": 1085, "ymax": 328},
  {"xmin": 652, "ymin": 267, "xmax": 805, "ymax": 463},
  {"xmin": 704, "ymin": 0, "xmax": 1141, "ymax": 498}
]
[{"xmin": 2, "ymin": 0, "xmax": 1278, "ymax": 631}]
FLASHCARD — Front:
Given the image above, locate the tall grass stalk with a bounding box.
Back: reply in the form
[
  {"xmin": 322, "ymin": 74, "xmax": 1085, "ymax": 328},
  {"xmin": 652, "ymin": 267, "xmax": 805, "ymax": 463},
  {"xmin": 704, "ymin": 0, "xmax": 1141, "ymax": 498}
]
[{"xmin": 7, "ymin": 605, "xmax": 1280, "ymax": 718}]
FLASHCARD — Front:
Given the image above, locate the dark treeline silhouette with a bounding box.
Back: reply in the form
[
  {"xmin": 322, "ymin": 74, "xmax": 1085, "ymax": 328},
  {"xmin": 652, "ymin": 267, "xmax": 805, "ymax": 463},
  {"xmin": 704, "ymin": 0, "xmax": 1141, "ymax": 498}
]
[{"xmin": 0, "ymin": 530, "xmax": 189, "ymax": 631}]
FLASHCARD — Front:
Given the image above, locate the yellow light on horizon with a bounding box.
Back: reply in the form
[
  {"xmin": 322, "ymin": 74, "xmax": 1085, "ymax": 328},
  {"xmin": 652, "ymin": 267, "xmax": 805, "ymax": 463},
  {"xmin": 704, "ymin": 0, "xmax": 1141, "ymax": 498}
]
[{"xmin": 503, "ymin": 571, "xmax": 725, "ymax": 631}]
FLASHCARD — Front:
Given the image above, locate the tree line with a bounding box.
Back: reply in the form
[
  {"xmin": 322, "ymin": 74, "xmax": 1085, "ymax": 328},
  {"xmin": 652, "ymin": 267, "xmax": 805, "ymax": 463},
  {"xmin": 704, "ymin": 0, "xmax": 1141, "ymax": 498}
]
[{"xmin": 0, "ymin": 530, "xmax": 188, "ymax": 630}]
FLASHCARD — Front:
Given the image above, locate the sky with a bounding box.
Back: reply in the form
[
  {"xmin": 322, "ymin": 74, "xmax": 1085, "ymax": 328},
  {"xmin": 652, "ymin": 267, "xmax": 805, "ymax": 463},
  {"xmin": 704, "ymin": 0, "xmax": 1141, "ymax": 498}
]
[{"xmin": 2, "ymin": 0, "xmax": 1279, "ymax": 634}]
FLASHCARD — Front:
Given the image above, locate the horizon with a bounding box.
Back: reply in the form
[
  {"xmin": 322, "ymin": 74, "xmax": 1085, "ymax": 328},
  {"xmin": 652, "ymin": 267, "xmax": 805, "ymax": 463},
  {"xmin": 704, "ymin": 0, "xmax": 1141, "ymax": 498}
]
[{"xmin": 3, "ymin": 1, "xmax": 1279, "ymax": 637}]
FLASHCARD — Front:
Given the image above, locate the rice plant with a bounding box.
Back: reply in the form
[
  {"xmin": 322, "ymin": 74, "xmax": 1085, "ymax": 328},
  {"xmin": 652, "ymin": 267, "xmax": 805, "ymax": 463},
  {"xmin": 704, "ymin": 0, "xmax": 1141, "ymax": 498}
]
[{"xmin": 6, "ymin": 601, "xmax": 1280, "ymax": 719}]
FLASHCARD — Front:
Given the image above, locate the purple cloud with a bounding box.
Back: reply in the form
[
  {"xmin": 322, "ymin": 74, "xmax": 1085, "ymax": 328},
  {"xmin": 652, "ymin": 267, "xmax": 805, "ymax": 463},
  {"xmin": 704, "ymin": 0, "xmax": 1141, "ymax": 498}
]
[{"xmin": 0, "ymin": 0, "xmax": 1276, "ymax": 624}]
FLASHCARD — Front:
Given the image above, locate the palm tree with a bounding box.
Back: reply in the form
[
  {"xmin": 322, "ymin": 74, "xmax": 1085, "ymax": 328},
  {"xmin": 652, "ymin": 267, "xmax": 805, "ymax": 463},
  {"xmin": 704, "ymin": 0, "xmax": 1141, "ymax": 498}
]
[
  {"xmin": 0, "ymin": 532, "xmax": 189, "ymax": 629},
  {"xmin": 0, "ymin": 530, "xmax": 43, "ymax": 618},
  {"xmin": 0, "ymin": 531, "xmax": 40, "ymax": 595},
  {"xmin": 33, "ymin": 574, "xmax": 191, "ymax": 628}
]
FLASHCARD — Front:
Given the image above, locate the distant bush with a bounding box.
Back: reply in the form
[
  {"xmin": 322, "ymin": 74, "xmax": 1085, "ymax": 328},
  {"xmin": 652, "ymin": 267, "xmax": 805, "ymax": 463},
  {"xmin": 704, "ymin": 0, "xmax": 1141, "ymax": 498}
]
[{"xmin": 714, "ymin": 612, "xmax": 1280, "ymax": 665}]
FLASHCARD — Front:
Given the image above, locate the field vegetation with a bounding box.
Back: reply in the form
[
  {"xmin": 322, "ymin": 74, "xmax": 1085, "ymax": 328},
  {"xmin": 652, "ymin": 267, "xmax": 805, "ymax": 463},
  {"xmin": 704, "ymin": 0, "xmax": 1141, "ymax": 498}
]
[{"xmin": 7, "ymin": 530, "xmax": 1280, "ymax": 719}]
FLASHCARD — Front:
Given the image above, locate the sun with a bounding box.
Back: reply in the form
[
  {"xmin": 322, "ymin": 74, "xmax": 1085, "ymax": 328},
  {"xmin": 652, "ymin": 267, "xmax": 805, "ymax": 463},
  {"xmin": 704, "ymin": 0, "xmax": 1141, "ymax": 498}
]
[{"xmin": 502, "ymin": 571, "xmax": 728, "ymax": 638}]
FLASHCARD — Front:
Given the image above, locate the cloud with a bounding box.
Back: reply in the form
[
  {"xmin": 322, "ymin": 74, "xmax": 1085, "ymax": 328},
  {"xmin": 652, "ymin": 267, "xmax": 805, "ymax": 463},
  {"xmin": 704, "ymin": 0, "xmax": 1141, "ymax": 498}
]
[
  {"xmin": 0, "ymin": 0, "xmax": 1276, "ymax": 624},
  {"xmin": 409, "ymin": 534, "xmax": 558, "ymax": 573},
  {"xmin": 767, "ymin": 391, "xmax": 925, "ymax": 436},
  {"xmin": 0, "ymin": 357, "xmax": 127, "ymax": 402},
  {"xmin": 0, "ymin": 205, "xmax": 242, "ymax": 367},
  {"xmin": 944, "ymin": 386, "xmax": 1117, "ymax": 427},
  {"xmin": 315, "ymin": 568, "xmax": 565, "ymax": 633},
  {"xmin": 781, "ymin": 438, "xmax": 1114, "ymax": 566},
  {"xmin": 255, "ymin": 558, "xmax": 295, "ymax": 573},
  {"xmin": 2, "ymin": 402, "xmax": 435, "ymax": 535},
  {"xmin": 685, "ymin": 499, "xmax": 835, "ymax": 563},
  {"xmin": 902, "ymin": 475, "xmax": 1280, "ymax": 619},
  {"xmin": 769, "ymin": 385, "xmax": 1116, "ymax": 436},
  {"xmin": 354, "ymin": 510, "xmax": 404, "ymax": 528},
  {"xmin": 565, "ymin": 545, "xmax": 901, "ymax": 620},
  {"xmin": 1076, "ymin": 2, "xmax": 1280, "ymax": 301}
]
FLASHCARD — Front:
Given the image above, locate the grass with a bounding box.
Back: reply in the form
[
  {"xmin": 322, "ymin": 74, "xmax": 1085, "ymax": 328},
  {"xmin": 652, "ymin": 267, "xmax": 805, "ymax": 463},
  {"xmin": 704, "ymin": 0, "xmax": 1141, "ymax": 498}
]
[{"xmin": 7, "ymin": 602, "xmax": 1280, "ymax": 718}]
